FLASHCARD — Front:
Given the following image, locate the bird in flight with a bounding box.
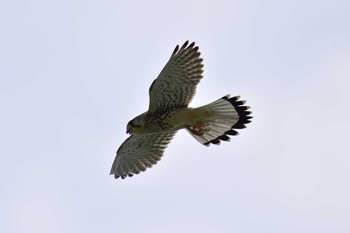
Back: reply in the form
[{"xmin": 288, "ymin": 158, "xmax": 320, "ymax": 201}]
[{"xmin": 110, "ymin": 41, "xmax": 252, "ymax": 179}]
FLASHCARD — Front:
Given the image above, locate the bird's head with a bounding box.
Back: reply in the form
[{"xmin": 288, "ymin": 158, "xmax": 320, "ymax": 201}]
[{"xmin": 126, "ymin": 112, "xmax": 147, "ymax": 135}]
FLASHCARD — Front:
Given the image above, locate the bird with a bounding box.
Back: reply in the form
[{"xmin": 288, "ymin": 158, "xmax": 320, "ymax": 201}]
[{"xmin": 110, "ymin": 41, "xmax": 252, "ymax": 179}]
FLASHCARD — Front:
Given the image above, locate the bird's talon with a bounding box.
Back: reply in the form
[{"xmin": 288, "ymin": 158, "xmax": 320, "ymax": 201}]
[{"xmin": 187, "ymin": 124, "xmax": 210, "ymax": 136}]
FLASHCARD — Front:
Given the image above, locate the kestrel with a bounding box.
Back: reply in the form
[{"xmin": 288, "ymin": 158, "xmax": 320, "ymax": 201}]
[{"xmin": 110, "ymin": 41, "xmax": 252, "ymax": 179}]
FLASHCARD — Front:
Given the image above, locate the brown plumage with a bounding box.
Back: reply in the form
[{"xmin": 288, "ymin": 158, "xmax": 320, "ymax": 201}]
[{"xmin": 110, "ymin": 41, "xmax": 252, "ymax": 179}]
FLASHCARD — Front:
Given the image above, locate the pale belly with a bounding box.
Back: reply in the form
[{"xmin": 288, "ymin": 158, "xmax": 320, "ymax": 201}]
[{"xmin": 167, "ymin": 108, "xmax": 214, "ymax": 130}]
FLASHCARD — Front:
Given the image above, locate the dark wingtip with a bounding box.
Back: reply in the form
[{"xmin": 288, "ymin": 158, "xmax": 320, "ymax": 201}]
[
  {"xmin": 180, "ymin": 40, "xmax": 189, "ymax": 51},
  {"xmin": 115, "ymin": 173, "xmax": 134, "ymax": 180},
  {"xmin": 171, "ymin": 45, "xmax": 180, "ymax": 56},
  {"xmin": 172, "ymin": 41, "xmax": 197, "ymax": 57}
]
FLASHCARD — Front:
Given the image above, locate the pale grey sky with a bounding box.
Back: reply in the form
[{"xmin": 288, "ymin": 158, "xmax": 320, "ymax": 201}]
[{"xmin": 1, "ymin": 0, "xmax": 350, "ymax": 232}]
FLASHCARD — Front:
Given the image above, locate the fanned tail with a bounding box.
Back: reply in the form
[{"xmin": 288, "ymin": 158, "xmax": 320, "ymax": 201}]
[{"xmin": 186, "ymin": 95, "xmax": 252, "ymax": 146}]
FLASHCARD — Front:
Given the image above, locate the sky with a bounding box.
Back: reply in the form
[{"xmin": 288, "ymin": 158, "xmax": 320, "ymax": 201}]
[{"xmin": 1, "ymin": 0, "xmax": 350, "ymax": 232}]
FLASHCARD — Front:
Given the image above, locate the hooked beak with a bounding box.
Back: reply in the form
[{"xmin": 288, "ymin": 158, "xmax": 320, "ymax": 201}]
[{"xmin": 126, "ymin": 124, "xmax": 132, "ymax": 134}]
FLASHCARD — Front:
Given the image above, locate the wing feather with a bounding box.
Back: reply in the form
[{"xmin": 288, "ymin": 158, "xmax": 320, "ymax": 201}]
[
  {"xmin": 110, "ymin": 132, "xmax": 175, "ymax": 179},
  {"xmin": 148, "ymin": 41, "xmax": 204, "ymax": 113}
]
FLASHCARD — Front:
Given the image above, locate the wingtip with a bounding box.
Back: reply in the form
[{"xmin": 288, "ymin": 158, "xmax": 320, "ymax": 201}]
[{"xmin": 171, "ymin": 44, "xmax": 180, "ymax": 56}]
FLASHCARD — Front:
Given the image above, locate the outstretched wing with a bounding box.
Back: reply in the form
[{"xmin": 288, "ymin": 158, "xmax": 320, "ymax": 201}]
[
  {"xmin": 110, "ymin": 132, "xmax": 176, "ymax": 179},
  {"xmin": 148, "ymin": 41, "xmax": 204, "ymax": 113}
]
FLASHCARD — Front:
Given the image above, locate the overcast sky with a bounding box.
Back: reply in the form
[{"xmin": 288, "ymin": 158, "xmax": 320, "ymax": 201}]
[{"xmin": 1, "ymin": 0, "xmax": 350, "ymax": 232}]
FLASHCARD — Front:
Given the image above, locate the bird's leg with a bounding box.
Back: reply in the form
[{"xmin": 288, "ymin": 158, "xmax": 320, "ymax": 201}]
[{"xmin": 187, "ymin": 122, "xmax": 210, "ymax": 136}]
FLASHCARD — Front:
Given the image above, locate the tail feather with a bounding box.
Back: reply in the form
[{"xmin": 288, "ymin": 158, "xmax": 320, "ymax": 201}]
[
  {"xmin": 186, "ymin": 95, "xmax": 252, "ymax": 146},
  {"xmin": 225, "ymin": 95, "xmax": 252, "ymax": 129}
]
